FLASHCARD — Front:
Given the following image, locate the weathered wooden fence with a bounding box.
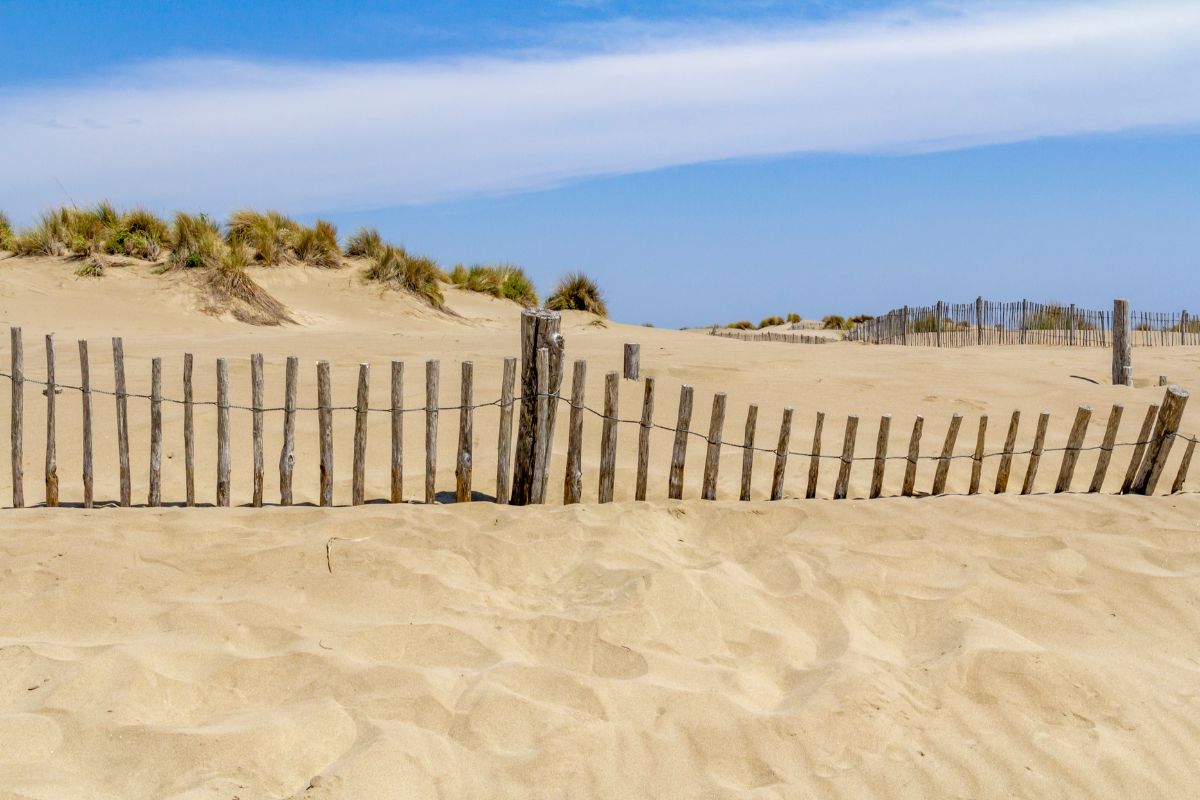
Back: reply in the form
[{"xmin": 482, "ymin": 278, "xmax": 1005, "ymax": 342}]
[
  {"xmin": 1, "ymin": 322, "xmax": 1196, "ymax": 508},
  {"xmin": 847, "ymin": 298, "xmax": 1199, "ymax": 347},
  {"xmin": 709, "ymin": 329, "xmax": 834, "ymax": 345}
]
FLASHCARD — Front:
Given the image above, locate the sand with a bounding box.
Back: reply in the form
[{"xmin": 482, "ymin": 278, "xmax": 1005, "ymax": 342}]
[{"xmin": 0, "ymin": 257, "xmax": 1198, "ymax": 798}]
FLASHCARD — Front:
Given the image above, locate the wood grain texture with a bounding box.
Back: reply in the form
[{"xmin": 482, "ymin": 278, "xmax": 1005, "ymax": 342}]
[
  {"xmin": 994, "ymin": 411, "xmax": 1020, "ymax": 494},
  {"xmin": 353, "ymin": 363, "xmax": 370, "ymax": 505},
  {"xmin": 318, "ymin": 360, "xmax": 333, "ymax": 507},
  {"xmin": 739, "ymin": 403, "xmax": 758, "ymax": 501},
  {"xmin": 635, "ymin": 376, "xmax": 655, "ymax": 501},
  {"xmin": 1054, "ymin": 405, "xmax": 1092, "ymax": 493},
  {"xmin": 598, "ymin": 370, "xmax": 619, "ymax": 503},
  {"xmin": 1021, "ymin": 412, "xmax": 1051, "ymax": 495},
  {"xmin": 78, "ymin": 340, "xmax": 93, "ymax": 509},
  {"xmin": 495, "ymin": 357, "xmax": 515, "ymax": 504},
  {"xmin": 902, "ymin": 416, "xmax": 924, "ymax": 497},
  {"xmin": 424, "ymin": 360, "xmax": 439, "ymax": 504},
  {"xmin": 44, "ymin": 334, "xmax": 58, "ymax": 507},
  {"xmin": 251, "ymin": 353, "xmax": 264, "ymax": 507},
  {"xmin": 668, "ymin": 385, "xmax": 694, "ymax": 500},
  {"xmin": 391, "ymin": 360, "xmax": 404, "ymax": 503},
  {"xmin": 113, "ymin": 337, "xmax": 130, "ymax": 507},
  {"xmin": 216, "ymin": 358, "xmax": 231, "ymax": 507},
  {"xmin": 279, "ymin": 356, "xmax": 298, "ymax": 506},
  {"xmin": 1088, "ymin": 404, "xmax": 1123, "ymax": 493},
  {"xmin": 931, "ymin": 413, "xmax": 962, "ymax": 495},
  {"xmin": 833, "ymin": 415, "xmax": 858, "ymax": 499},
  {"xmin": 771, "ymin": 407, "xmax": 794, "ymax": 501},
  {"xmin": 183, "ymin": 352, "xmax": 195, "ymax": 507},
  {"xmin": 563, "ymin": 359, "xmax": 586, "ymax": 504},
  {"xmin": 806, "ymin": 412, "xmax": 825, "ymax": 499},
  {"xmin": 701, "ymin": 392, "xmax": 727, "ymax": 500},
  {"xmin": 148, "ymin": 356, "xmax": 161, "ymax": 507},
  {"xmin": 455, "ymin": 361, "xmax": 473, "ymax": 503},
  {"xmin": 870, "ymin": 414, "xmax": 891, "ymax": 499},
  {"xmin": 9, "ymin": 327, "xmax": 22, "ymax": 508},
  {"xmin": 968, "ymin": 415, "xmax": 987, "ymax": 495}
]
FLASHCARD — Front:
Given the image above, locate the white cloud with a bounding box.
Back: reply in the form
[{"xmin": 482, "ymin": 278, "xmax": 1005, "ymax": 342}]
[{"xmin": 1, "ymin": 1, "xmax": 1198, "ymax": 220}]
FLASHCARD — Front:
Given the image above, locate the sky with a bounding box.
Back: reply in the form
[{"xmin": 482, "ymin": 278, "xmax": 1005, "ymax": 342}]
[{"xmin": 1, "ymin": 0, "xmax": 1198, "ymax": 327}]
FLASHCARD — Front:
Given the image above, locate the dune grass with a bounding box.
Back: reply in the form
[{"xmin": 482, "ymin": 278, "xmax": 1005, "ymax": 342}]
[
  {"xmin": 167, "ymin": 212, "xmax": 224, "ymax": 270},
  {"xmin": 225, "ymin": 209, "xmax": 300, "ymax": 266},
  {"xmin": 0, "ymin": 212, "xmax": 13, "ymax": 251},
  {"xmin": 787, "ymin": 312, "xmax": 801, "ymax": 324},
  {"xmin": 294, "ymin": 219, "xmax": 341, "ymax": 268},
  {"xmin": 759, "ymin": 315, "xmax": 785, "ymax": 328},
  {"xmin": 344, "ymin": 227, "xmax": 384, "ymax": 259},
  {"xmin": 364, "ymin": 245, "xmax": 445, "ymax": 308},
  {"xmin": 545, "ymin": 271, "xmax": 607, "ymax": 317},
  {"xmin": 202, "ymin": 242, "xmax": 293, "ymax": 325},
  {"xmin": 449, "ymin": 263, "xmax": 539, "ymax": 307},
  {"xmin": 726, "ymin": 320, "xmax": 754, "ymax": 330}
]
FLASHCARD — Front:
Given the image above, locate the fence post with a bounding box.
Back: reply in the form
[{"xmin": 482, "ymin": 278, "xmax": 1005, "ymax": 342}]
[
  {"xmin": 994, "ymin": 411, "xmax": 1020, "ymax": 493},
  {"xmin": 1121, "ymin": 404, "xmax": 1160, "ymax": 493},
  {"xmin": 1088, "ymin": 403, "xmax": 1123, "ymax": 493},
  {"xmin": 740, "ymin": 404, "xmax": 758, "ymax": 501},
  {"xmin": 455, "ymin": 361, "xmax": 472, "ymax": 503},
  {"xmin": 1172, "ymin": 437, "xmax": 1195, "ymax": 493},
  {"xmin": 563, "ymin": 359, "xmax": 586, "ymax": 504},
  {"xmin": 251, "ymin": 353, "xmax": 264, "ymax": 507},
  {"xmin": 1054, "ymin": 405, "xmax": 1092, "ymax": 492},
  {"xmin": 1068, "ymin": 303, "xmax": 1076, "ymax": 347},
  {"xmin": 318, "ymin": 360, "xmax": 333, "ymax": 506},
  {"xmin": 635, "ymin": 376, "xmax": 655, "ymax": 501},
  {"xmin": 1020, "ymin": 412, "xmax": 1050, "ymax": 495},
  {"xmin": 353, "ymin": 362, "xmax": 370, "ymax": 505},
  {"xmin": 969, "ymin": 415, "xmax": 987, "ymax": 495},
  {"xmin": 833, "ymin": 415, "xmax": 858, "ymax": 499},
  {"xmin": 78, "ymin": 340, "xmax": 93, "ymax": 509},
  {"xmin": 935, "ymin": 301, "xmax": 944, "ymax": 348},
  {"xmin": 668, "ymin": 385, "xmax": 694, "ymax": 499},
  {"xmin": 770, "ymin": 407, "xmax": 793, "ymax": 501},
  {"xmin": 148, "ymin": 357, "xmax": 161, "ymax": 507},
  {"xmin": 512, "ymin": 309, "xmax": 563, "ymax": 505},
  {"xmin": 494, "ymin": 357, "xmax": 516, "ymax": 504},
  {"xmin": 1181, "ymin": 310, "xmax": 1188, "ymax": 346},
  {"xmin": 44, "ymin": 334, "xmax": 58, "ymax": 507},
  {"xmin": 113, "ymin": 337, "xmax": 130, "ymax": 507},
  {"xmin": 10, "ymin": 327, "xmax": 22, "ymax": 508},
  {"xmin": 1113, "ymin": 298, "xmax": 1132, "ymax": 386},
  {"xmin": 931, "ymin": 413, "xmax": 962, "ymax": 495},
  {"xmin": 1020, "ymin": 299, "xmax": 1028, "ymax": 345},
  {"xmin": 184, "ymin": 352, "xmax": 195, "ymax": 507},
  {"xmin": 279, "ymin": 356, "xmax": 298, "ymax": 506},
  {"xmin": 623, "ymin": 343, "xmax": 640, "ymax": 380},
  {"xmin": 1132, "ymin": 386, "xmax": 1189, "ymax": 495},
  {"xmin": 392, "ymin": 360, "xmax": 405, "ymax": 503},
  {"xmin": 424, "ymin": 360, "xmax": 439, "ymax": 504},
  {"xmin": 216, "ymin": 358, "xmax": 230, "ymax": 507},
  {"xmin": 806, "ymin": 412, "xmax": 824, "ymax": 499},
  {"xmin": 597, "ymin": 370, "xmax": 619, "ymax": 503},
  {"xmin": 902, "ymin": 416, "xmax": 923, "ymax": 497},
  {"xmin": 701, "ymin": 393, "xmax": 727, "ymax": 500},
  {"xmin": 975, "ymin": 296, "xmax": 983, "ymax": 346},
  {"xmin": 532, "ymin": 349, "xmax": 551, "ymax": 503},
  {"xmin": 870, "ymin": 414, "xmax": 891, "ymax": 499}
]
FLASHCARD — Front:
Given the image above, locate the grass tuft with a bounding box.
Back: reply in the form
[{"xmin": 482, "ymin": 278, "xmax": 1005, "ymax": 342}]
[
  {"xmin": 225, "ymin": 209, "xmax": 299, "ymax": 266},
  {"xmin": 0, "ymin": 212, "xmax": 13, "ymax": 251},
  {"xmin": 786, "ymin": 312, "xmax": 801, "ymax": 324},
  {"xmin": 364, "ymin": 245, "xmax": 445, "ymax": 308},
  {"xmin": 758, "ymin": 315, "xmax": 785, "ymax": 329},
  {"xmin": 168, "ymin": 212, "xmax": 223, "ymax": 270},
  {"xmin": 202, "ymin": 242, "xmax": 293, "ymax": 325},
  {"xmin": 545, "ymin": 271, "xmax": 607, "ymax": 317},
  {"xmin": 726, "ymin": 320, "xmax": 754, "ymax": 330},
  {"xmin": 294, "ymin": 219, "xmax": 342, "ymax": 268},
  {"xmin": 344, "ymin": 227, "xmax": 384, "ymax": 259}
]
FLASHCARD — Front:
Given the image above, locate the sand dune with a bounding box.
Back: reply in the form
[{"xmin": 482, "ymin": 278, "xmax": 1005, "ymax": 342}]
[{"xmin": 0, "ymin": 256, "xmax": 1198, "ymax": 798}]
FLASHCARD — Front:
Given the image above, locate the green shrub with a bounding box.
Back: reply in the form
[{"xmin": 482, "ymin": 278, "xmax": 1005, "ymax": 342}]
[
  {"xmin": 786, "ymin": 312, "xmax": 800, "ymax": 324},
  {"xmin": 294, "ymin": 219, "xmax": 341, "ymax": 268},
  {"xmin": 364, "ymin": 245, "xmax": 445, "ymax": 308},
  {"xmin": 496, "ymin": 265, "xmax": 538, "ymax": 306},
  {"xmin": 545, "ymin": 271, "xmax": 607, "ymax": 317},
  {"xmin": 344, "ymin": 226, "xmax": 384, "ymax": 259},
  {"xmin": 759, "ymin": 315, "xmax": 785, "ymax": 328}
]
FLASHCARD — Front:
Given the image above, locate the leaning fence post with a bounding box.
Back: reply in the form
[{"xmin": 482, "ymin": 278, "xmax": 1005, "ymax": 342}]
[
  {"xmin": 1020, "ymin": 412, "xmax": 1050, "ymax": 495},
  {"xmin": 44, "ymin": 334, "xmax": 58, "ymax": 507},
  {"xmin": 668, "ymin": 385, "xmax": 694, "ymax": 500},
  {"xmin": 353, "ymin": 363, "xmax": 370, "ymax": 506},
  {"xmin": 1113, "ymin": 299, "xmax": 1132, "ymax": 386},
  {"xmin": 1132, "ymin": 386, "xmax": 1189, "ymax": 495},
  {"xmin": 1055, "ymin": 406, "xmax": 1092, "ymax": 492},
  {"xmin": 216, "ymin": 358, "xmax": 231, "ymax": 507},
  {"xmin": 424, "ymin": 359, "xmax": 439, "ymax": 504},
  {"xmin": 931, "ymin": 413, "xmax": 962, "ymax": 495},
  {"xmin": 78, "ymin": 340, "xmax": 93, "ymax": 509},
  {"xmin": 251, "ymin": 353, "xmax": 264, "ymax": 507},
  {"xmin": 279, "ymin": 356, "xmax": 298, "ymax": 506},
  {"xmin": 770, "ymin": 407, "xmax": 793, "ymax": 501},
  {"xmin": 563, "ymin": 359, "xmax": 586, "ymax": 504},
  {"xmin": 10, "ymin": 327, "xmax": 22, "ymax": 508},
  {"xmin": 870, "ymin": 414, "xmax": 891, "ymax": 499},
  {"xmin": 318, "ymin": 360, "xmax": 333, "ymax": 506},
  {"xmin": 968, "ymin": 415, "xmax": 987, "ymax": 495},
  {"xmin": 1121, "ymin": 404, "xmax": 1160, "ymax": 493},
  {"xmin": 455, "ymin": 361, "xmax": 473, "ymax": 503},
  {"xmin": 1088, "ymin": 403, "xmax": 1124, "ymax": 493},
  {"xmin": 901, "ymin": 416, "xmax": 924, "ymax": 497},
  {"xmin": 740, "ymin": 403, "xmax": 758, "ymax": 501},
  {"xmin": 995, "ymin": 411, "xmax": 1020, "ymax": 493},
  {"xmin": 806, "ymin": 412, "xmax": 824, "ymax": 499},
  {"xmin": 597, "ymin": 370, "xmax": 619, "ymax": 503},
  {"xmin": 184, "ymin": 352, "xmax": 195, "ymax": 507},
  {"xmin": 148, "ymin": 357, "xmax": 161, "ymax": 507},
  {"xmin": 494, "ymin": 357, "xmax": 514, "ymax": 504},
  {"xmin": 113, "ymin": 337, "xmax": 130, "ymax": 507},
  {"xmin": 635, "ymin": 376, "xmax": 655, "ymax": 501},
  {"xmin": 1172, "ymin": 437, "xmax": 1195, "ymax": 494},
  {"xmin": 701, "ymin": 393, "xmax": 727, "ymax": 500}
]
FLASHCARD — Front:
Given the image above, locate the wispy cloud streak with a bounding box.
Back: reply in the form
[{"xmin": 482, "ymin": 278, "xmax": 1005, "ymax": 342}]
[{"xmin": 2, "ymin": 1, "xmax": 1198, "ymax": 218}]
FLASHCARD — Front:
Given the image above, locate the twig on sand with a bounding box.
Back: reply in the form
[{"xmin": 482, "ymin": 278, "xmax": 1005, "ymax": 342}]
[{"xmin": 325, "ymin": 536, "xmax": 369, "ymax": 573}]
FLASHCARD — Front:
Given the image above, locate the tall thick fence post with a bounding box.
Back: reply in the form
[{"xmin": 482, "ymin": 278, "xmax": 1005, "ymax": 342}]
[
  {"xmin": 318, "ymin": 360, "xmax": 333, "ymax": 506},
  {"xmin": 532, "ymin": 350, "xmax": 552, "ymax": 502},
  {"xmin": 10, "ymin": 327, "xmax": 22, "ymax": 508},
  {"xmin": 78, "ymin": 340, "xmax": 93, "ymax": 509},
  {"xmin": 495, "ymin": 357, "xmax": 515, "ymax": 504},
  {"xmin": 1132, "ymin": 386, "xmax": 1189, "ymax": 495},
  {"xmin": 512, "ymin": 309, "xmax": 563, "ymax": 505},
  {"xmin": 1113, "ymin": 298, "xmax": 1132, "ymax": 386},
  {"xmin": 216, "ymin": 357, "xmax": 230, "ymax": 507},
  {"xmin": 279, "ymin": 356, "xmax": 297, "ymax": 505},
  {"xmin": 635, "ymin": 376, "xmax": 655, "ymax": 501},
  {"xmin": 113, "ymin": 337, "xmax": 130, "ymax": 507},
  {"xmin": 668, "ymin": 385, "xmax": 694, "ymax": 499},
  {"xmin": 44, "ymin": 334, "xmax": 58, "ymax": 507}
]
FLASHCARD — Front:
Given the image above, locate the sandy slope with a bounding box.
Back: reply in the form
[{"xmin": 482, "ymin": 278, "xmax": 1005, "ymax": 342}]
[{"xmin": 0, "ymin": 256, "xmax": 1198, "ymax": 798}]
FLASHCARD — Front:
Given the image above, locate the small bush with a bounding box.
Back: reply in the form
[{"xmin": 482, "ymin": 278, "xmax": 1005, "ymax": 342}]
[
  {"xmin": 726, "ymin": 320, "xmax": 754, "ymax": 330},
  {"xmin": 168, "ymin": 212, "xmax": 223, "ymax": 270},
  {"xmin": 364, "ymin": 245, "xmax": 445, "ymax": 308},
  {"xmin": 0, "ymin": 212, "xmax": 13, "ymax": 251},
  {"xmin": 786, "ymin": 312, "xmax": 800, "ymax": 324},
  {"xmin": 294, "ymin": 219, "xmax": 341, "ymax": 268},
  {"xmin": 545, "ymin": 271, "xmax": 607, "ymax": 317},
  {"xmin": 344, "ymin": 226, "xmax": 384, "ymax": 259},
  {"xmin": 496, "ymin": 265, "xmax": 538, "ymax": 306},
  {"xmin": 759, "ymin": 315, "xmax": 785, "ymax": 329},
  {"xmin": 822, "ymin": 314, "xmax": 848, "ymax": 330}
]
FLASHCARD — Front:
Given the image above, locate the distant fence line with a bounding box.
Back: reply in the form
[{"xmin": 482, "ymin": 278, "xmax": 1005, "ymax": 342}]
[
  {"xmin": 708, "ymin": 329, "xmax": 833, "ymax": 345},
  {"xmin": 2, "ymin": 323, "xmax": 1195, "ymax": 509},
  {"xmin": 846, "ymin": 299, "xmax": 1198, "ymax": 347}
]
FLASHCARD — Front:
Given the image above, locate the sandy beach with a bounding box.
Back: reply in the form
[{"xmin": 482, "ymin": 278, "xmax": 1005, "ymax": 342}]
[{"xmin": 0, "ymin": 258, "xmax": 1196, "ymax": 797}]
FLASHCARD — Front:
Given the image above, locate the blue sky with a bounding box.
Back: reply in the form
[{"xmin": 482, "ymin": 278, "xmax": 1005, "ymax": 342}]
[{"xmin": 2, "ymin": 0, "xmax": 1198, "ymax": 326}]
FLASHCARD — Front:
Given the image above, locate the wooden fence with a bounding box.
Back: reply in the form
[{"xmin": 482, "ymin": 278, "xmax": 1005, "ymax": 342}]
[
  {"xmin": 708, "ymin": 329, "xmax": 833, "ymax": 344},
  {"xmin": 847, "ymin": 299, "xmax": 1199, "ymax": 347},
  {"xmin": 1, "ymin": 324, "xmax": 1196, "ymax": 509}
]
